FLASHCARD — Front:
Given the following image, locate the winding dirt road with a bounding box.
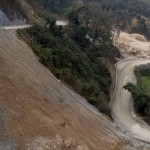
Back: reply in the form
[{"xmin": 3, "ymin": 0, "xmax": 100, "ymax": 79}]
[{"xmin": 111, "ymin": 59, "xmax": 150, "ymax": 143}]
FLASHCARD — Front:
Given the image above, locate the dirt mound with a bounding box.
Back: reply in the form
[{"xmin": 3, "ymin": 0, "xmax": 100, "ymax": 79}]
[{"xmin": 0, "ymin": 29, "xmax": 124, "ymax": 150}]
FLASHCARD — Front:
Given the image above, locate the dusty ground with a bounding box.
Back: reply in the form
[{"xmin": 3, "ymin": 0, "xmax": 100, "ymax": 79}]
[
  {"xmin": 116, "ymin": 32, "xmax": 150, "ymax": 58},
  {"xmin": 0, "ymin": 29, "xmax": 125, "ymax": 150}
]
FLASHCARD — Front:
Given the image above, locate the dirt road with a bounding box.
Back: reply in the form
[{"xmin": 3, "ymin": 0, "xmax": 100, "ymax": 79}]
[{"xmin": 112, "ymin": 59, "xmax": 150, "ymax": 143}]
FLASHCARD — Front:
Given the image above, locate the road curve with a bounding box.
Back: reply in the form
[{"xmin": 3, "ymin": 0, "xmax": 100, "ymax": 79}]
[{"xmin": 111, "ymin": 59, "xmax": 150, "ymax": 142}]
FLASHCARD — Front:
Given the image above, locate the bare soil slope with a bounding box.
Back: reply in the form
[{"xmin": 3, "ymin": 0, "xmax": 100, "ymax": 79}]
[{"xmin": 0, "ymin": 29, "xmax": 123, "ymax": 150}]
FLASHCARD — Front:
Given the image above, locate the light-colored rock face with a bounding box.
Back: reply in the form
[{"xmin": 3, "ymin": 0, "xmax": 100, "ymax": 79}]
[
  {"xmin": 116, "ymin": 31, "xmax": 150, "ymax": 58},
  {"xmin": 0, "ymin": 10, "xmax": 26, "ymax": 26}
]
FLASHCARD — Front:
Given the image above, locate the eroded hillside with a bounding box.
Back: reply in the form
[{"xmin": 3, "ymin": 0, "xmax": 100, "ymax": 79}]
[{"xmin": 0, "ymin": 29, "xmax": 124, "ymax": 150}]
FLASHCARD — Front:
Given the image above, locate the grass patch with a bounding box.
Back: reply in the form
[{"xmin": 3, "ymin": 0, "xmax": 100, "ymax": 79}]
[
  {"xmin": 124, "ymin": 64, "xmax": 150, "ymax": 124},
  {"xmin": 140, "ymin": 76, "xmax": 150, "ymax": 95}
]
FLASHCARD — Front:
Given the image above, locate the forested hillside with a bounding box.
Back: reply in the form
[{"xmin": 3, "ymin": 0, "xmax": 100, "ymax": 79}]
[
  {"xmin": 2, "ymin": 0, "xmax": 150, "ymax": 38},
  {"xmin": 2, "ymin": 0, "xmax": 150, "ymax": 115},
  {"xmin": 26, "ymin": 0, "xmax": 150, "ymax": 38},
  {"xmin": 1, "ymin": 1, "xmax": 150, "ymax": 149},
  {"xmin": 18, "ymin": 3, "xmax": 120, "ymax": 116},
  {"xmin": 1, "ymin": 0, "xmax": 150, "ymax": 116},
  {"xmin": 15, "ymin": 0, "xmax": 150, "ymax": 116}
]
